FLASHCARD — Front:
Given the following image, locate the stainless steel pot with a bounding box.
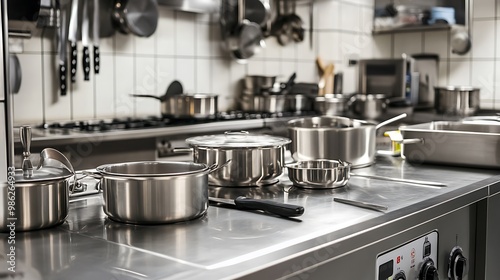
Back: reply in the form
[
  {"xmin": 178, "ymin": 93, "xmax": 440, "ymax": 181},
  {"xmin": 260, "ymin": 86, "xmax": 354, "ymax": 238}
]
[
  {"xmin": 286, "ymin": 94, "xmax": 313, "ymax": 112},
  {"xmin": 185, "ymin": 131, "xmax": 291, "ymax": 187},
  {"xmin": 285, "ymin": 159, "xmax": 445, "ymax": 189},
  {"xmin": 349, "ymin": 94, "xmax": 388, "ymax": 120},
  {"xmin": 1, "ymin": 127, "xmax": 75, "ymax": 232},
  {"xmin": 94, "ymin": 161, "xmax": 218, "ymax": 224},
  {"xmin": 132, "ymin": 93, "xmax": 218, "ymax": 118},
  {"xmin": 434, "ymin": 86, "xmax": 480, "ymax": 116},
  {"xmin": 287, "ymin": 114, "xmax": 407, "ymax": 168},
  {"xmin": 240, "ymin": 94, "xmax": 286, "ymax": 113},
  {"xmin": 314, "ymin": 94, "xmax": 348, "ymax": 116},
  {"xmin": 0, "ymin": 168, "xmax": 73, "ymax": 232},
  {"xmin": 243, "ymin": 75, "xmax": 277, "ymax": 93},
  {"xmin": 164, "ymin": 94, "xmax": 218, "ymax": 118}
]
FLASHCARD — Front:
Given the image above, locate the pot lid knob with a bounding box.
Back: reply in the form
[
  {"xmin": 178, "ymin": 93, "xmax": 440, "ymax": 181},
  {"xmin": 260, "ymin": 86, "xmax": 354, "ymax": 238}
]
[{"xmin": 20, "ymin": 125, "xmax": 33, "ymax": 178}]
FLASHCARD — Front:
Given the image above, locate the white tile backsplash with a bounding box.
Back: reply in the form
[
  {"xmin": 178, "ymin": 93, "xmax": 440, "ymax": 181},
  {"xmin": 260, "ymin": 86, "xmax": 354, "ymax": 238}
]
[
  {"xmin": 44, "ymin": 54, "xmax": 72, "ymax": 121},
  {"xmin": 472, "ymin": 20, "xmax": 495, "ymax": 59},
  {"xmin": 473, "ymin": 0, "xmax": 496, "ymax": 19},
  {"xmin": 448, "ymin": 60, "xmax": 471, "ymax": 86},
  {"xmin": 316, "ymin": 1, "xmax": 339, "ymax": 30},
  {"xmin": 95, "ymin": 54, "xmax": 115, "ymax": 119},
  {"xmin": 11, "ymin": 1, "xmax": 500, "ymax": 124},
  {"xmin": 114, "ymin": 56, "xmax": 135, "ymax": 117},
  {"xmin": 135, "ymin": 57, "xmax": 160, "ymax": 117},
  {"xmin": 175, "ymin": 12, "xmax": 197, "ymax": 56},
  {"xmin": 472, "ymin": 61, "xmax": 495, "ymax": 100},
  {"xmin": 339, "ymin": 2, "xmax": 360, "ymax": 32},
  {"xmin": 424, "ymin": 31, "xmax": 448, "ymax": 60},
  {"xmin": 156, "ymin": 9, "xmax": 176, "ymax": 56},
  {"xmin": 317, "ymin": 31, "xmax": 339, "ymax": 62},
  {"xmin": 71, "ymin": 55, "xmax": 95, "ymax": 120},
  {"xmin": 393, "ymin": 33, "xmax": 423, "ymax": 57},
  {"xmin": 12, "ymin": 54, "xmax": 43, "ymax": 125}
]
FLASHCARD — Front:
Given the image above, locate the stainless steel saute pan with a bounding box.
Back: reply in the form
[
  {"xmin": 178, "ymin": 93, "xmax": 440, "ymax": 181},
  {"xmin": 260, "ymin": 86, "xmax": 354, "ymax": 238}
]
[{"xmin": 285, "ymin": 159, "xmax": 446, "ymax": 189}]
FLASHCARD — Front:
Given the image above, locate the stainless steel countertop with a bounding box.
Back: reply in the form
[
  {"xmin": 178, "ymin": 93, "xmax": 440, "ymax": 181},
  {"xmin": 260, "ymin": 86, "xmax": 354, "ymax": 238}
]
[{"xmin": 2, "ymin": 155, "xmax": 500, "ymax": 280}]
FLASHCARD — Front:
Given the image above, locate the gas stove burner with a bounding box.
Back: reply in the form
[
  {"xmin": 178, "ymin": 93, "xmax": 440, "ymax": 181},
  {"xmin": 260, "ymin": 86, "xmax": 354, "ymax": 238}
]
[{"xmin": 36, "ymin": 111, "xmax": 318, "ymax": 133}]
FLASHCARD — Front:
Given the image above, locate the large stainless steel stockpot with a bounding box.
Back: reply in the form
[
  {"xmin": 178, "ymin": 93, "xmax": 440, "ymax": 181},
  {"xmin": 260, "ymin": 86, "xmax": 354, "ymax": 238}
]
[
  {"xmin": 287, "ymin": 116, "xmax": 377, "ymax": 168},
  {"xmin": 0, "ymin": 167, "xmax": 73, "ymax": 232},
  {"xmin": 434, "ymin": 86, "xmax": 480, "ymax": 116},
  {"xmin": 185, "ymin": 132, "xmax": 291, "ymax": 187},
  {"xmin": 95, "ymin": 161, "xmax": 212, "ymax": 224}
]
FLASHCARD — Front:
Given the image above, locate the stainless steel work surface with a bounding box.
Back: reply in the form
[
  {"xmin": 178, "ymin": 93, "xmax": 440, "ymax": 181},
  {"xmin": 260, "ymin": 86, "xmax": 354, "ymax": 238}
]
[{"xmin": 2, "ymin": 156, "xmax": 500, "ymax": 279}]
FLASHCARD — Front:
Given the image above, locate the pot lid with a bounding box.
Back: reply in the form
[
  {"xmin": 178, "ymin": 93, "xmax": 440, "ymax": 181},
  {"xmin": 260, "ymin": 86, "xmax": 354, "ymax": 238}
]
[
  {"xmin": 14, "ymin": 166, "xmax": 73, "ymax": 183},
  {"xmin": 185, "ymin": 131, "xmax": 291, "ymax": 148}
]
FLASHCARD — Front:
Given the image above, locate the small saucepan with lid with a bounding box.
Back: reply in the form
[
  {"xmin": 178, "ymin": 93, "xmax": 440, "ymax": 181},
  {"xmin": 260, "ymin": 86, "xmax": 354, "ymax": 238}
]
[{"xmin": 1, "ymin": 126, "xmax": 76, "ymax": 232}]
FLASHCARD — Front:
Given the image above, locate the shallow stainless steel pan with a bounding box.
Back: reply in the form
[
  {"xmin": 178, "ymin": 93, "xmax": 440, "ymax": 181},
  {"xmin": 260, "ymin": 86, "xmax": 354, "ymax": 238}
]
[{"xmin": 285, "ymin": 159, "xmax": 446, "ymax": 189}]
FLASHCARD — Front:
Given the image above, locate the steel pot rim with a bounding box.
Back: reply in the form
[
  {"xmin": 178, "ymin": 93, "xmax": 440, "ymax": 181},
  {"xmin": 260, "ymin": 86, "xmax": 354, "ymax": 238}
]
[
  {"xmin": 96, "ymin": 161, "xmax": 211, "ymax": 178},
  {"xmin": 287, "ymin": 116, "xmax": 376, "ymax": 131},
  {"xmin": 435, "ymin": 86, "xmax": 480, "ymax": 92},
  {"xmin": 185, "ymin": 132, "xmax": 291, "ymax": 148}
]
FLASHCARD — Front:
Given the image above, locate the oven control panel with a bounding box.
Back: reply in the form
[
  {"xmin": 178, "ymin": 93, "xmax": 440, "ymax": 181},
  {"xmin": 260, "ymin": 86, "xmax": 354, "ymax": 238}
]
[{"xmin": 376, "ymin": 231, "xmax": 438, "ymax": 280}]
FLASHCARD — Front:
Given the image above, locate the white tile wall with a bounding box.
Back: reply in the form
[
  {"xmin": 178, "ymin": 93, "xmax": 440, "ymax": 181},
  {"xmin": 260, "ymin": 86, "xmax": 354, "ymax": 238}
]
[{"xmin": 11, "ymin": 0, "xmax": 500, "ymax": 125}]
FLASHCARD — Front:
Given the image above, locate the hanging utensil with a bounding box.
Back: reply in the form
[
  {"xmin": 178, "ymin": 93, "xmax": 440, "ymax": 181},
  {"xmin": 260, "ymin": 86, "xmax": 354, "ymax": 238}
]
[
  {"xmin": 57, "ymin": 0, "xmax": 69, "ymax": 95},
  {"xmin": 68, "ymin": 0, "xmax": 79, "ymax": 83},
  {"xmin": 226, "ymin": 0, "xmax": 265, "ymax": 61},
  {"xmin": 81, "ymin": 0, "xmax": 90, "ymax": 81},
  {"xmin": 165, "ymin": 80, "xmax": 183, "ymax": 96},
  {"xmin": 209, "ymin": 196, "xmax": 304, "ymax": 218},
  {"xmin": 93, "ymin": 0, "xmax": 100, "ymax": 74},
  {"xmin": 112, "ymin": 0, "xmax": 159, "ymax": 37}
]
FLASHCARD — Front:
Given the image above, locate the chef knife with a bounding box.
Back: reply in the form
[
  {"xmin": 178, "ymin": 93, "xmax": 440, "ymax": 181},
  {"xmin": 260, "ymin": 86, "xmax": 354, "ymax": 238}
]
[
  {"xmin": 93, "ymin": 0, "xmax": 100, "ymax": 74},
  {"xmin": 209, "ymin": 196, "xmax": 305, "ymax": 218},
  {"xmin": 81, "ymin": 0, "xmax": 90, "ymax": 81},
  {"xmin": 68, "ymin": 0, "xmax": 79, "ymax": 83},
  {"xmin": 57, "ymin": 0, "xmax": 69, "ymax": 95}
]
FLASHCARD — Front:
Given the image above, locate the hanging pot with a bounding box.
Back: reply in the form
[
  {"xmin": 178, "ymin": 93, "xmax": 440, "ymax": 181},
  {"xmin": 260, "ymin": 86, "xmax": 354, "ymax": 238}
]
[{"xmin": 112, "ymin": 0, "xmax": 159, "ymax": 37}]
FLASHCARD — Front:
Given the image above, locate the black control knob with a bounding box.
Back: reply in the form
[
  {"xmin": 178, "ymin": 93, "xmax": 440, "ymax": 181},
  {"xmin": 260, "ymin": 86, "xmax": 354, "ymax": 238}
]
[
  {"xmin": 419, "ymin": 259, "xmax": 439, "ymax": 280},
  {"xmin": 448, "ymin": 246, "xmax": 467, "ymax": 280},
  {"xmin": 394, "ymin": 271, "xmax": 406, "ymax": 280}
]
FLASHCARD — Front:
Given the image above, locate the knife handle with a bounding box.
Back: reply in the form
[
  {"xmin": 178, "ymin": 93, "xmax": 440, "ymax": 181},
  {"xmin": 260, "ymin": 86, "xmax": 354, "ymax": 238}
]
[
  {"xmin": 59, "ymin": 62, "xmax": 67, "ymax": 96},
  {"xmin": 82, "ymin": 46, "xmax": 90, "ymax": 81},
  {"xmin": 70, "ymin": 42, "xmax": 77, "ymax": 83},
  {"xmin": 234, "ymin": 197, "xmax": 305, "ymax": 218},
  {"xmin": 94, "ymin": 46, "xmax": 100, "ymax": 74}
]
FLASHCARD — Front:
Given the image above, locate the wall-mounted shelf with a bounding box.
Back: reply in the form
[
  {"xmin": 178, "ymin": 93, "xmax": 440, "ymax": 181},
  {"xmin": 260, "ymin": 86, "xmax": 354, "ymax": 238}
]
[
  {"xmin": 373, "ymin": 24, "xmax": 450, "ymax": 35},
  {"xmin": 157, "ymin": 0, "xmax": 219, "ymax": 14},
  {"xmin": 372, "ymin": 0, "xmax": 468, "ymax": 35}
]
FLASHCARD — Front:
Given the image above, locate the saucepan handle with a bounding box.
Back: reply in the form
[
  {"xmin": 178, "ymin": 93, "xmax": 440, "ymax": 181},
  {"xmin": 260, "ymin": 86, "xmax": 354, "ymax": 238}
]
[
  {"xmin": 172, "ymin": 147, "xmax": 194, "ymax": 153},
  {"xmin": 234, "ymin": 196, "xmax": 305, "ymax": 218},
  {"xmin": 207, "ymin": 159, "xmax": 232, "ymax": 174}
]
